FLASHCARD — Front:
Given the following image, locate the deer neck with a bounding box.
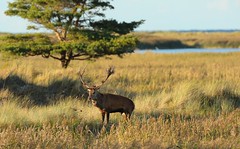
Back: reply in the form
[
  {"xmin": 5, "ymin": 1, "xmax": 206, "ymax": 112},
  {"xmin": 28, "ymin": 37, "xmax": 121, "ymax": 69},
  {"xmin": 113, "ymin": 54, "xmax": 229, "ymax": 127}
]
[
  {"xmin": 96, "ymin": 91, "xmax": 104, "ymax": 100},
  {"xmin": 92, "ymin": 91, "xmax": 106, "ymax": 110}
]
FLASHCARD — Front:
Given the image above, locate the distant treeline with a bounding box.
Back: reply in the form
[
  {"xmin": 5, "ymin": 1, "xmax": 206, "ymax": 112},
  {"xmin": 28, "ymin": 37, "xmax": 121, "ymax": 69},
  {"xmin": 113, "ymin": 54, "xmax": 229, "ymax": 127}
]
[
  {"xmin": 134, "ymin": 31, "xmax": 240, "ymax": 49},
  {"xmin": 165, "ymin": 29, "xmax": 240, "ymax": 32}
]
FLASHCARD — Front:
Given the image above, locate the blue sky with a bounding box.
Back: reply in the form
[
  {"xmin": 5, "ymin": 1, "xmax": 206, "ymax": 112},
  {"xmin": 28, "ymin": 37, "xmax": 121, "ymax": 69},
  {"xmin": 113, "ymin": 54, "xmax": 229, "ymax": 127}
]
[{"xmin": 0, "ymin": 0, "xmax": 240, "ymax": 33}]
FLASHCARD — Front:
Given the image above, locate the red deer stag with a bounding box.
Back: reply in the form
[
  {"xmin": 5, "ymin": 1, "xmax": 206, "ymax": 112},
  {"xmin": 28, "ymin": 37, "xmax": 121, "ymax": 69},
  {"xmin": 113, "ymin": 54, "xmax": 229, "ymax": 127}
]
[{"xmin": 79, "ymin": 66, "xmax": 135, "ymax": 124}]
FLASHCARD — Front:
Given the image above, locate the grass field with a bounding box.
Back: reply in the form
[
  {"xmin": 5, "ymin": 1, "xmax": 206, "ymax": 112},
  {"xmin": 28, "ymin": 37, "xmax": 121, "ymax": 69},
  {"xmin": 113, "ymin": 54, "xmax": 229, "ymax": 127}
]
[{"xmin": 0, "ymin": 52, "xmax": 239, "ymax": 148}]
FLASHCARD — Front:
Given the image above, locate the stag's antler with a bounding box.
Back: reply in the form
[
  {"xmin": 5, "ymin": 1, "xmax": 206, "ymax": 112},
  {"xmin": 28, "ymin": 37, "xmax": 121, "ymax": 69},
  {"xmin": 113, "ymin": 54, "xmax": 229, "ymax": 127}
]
[
  {"xmin": 95, "ymin": 66, "xmax": 115, "ymax": 88},
  {"xmin": 79, "ymin": 66, "xmax": 90, "ymax": 89}
]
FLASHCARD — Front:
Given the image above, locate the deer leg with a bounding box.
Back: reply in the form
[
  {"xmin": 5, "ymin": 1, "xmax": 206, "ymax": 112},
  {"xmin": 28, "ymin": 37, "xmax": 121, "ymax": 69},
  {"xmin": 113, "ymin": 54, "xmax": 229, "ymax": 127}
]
[
  {"xmin": 106, "ymin": 113, "xmax": 110, "ymax": 124},
  {"xmin": 101, "ymin": 112, "xmax": 105, "ymax": 123},
  {"xmin": 123, "ymin": 112, "xmax": 128, "ymax": 121},
  {"xmin": 124, "ymin": 112, "xmax": 132, "ymax": 121},
  {"xmin": 128, "ymin": 113, "xmax": 132, "ymax": 120}
]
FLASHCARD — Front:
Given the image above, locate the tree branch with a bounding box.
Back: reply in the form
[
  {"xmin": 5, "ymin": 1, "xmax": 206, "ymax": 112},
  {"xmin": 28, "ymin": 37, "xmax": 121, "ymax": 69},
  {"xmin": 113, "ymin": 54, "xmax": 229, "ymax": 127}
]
[
  {"xmin": 72, "ymin": 53, "xmax": 88, "ymax": 58},
  {"xmin": 71, "ymin": 53, "xmax": 91, "ymax": 60},
  {"xmin": 42, "ymin": 53, "xmax": 62, "ymax": 60},
  {"xmin": 72, "ymin": 56, "xmax": 91, "ymax": 60},
  {"xmin": 49, "ymin": 54, "xmax": 62, "ymax": 60}
]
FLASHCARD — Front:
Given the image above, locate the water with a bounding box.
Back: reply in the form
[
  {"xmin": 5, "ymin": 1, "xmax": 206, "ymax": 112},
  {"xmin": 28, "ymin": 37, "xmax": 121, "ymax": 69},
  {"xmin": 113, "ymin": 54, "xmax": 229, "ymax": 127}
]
[{"xmin": 135, "ymin": 48, "xmax": 240, "ymax": 54}]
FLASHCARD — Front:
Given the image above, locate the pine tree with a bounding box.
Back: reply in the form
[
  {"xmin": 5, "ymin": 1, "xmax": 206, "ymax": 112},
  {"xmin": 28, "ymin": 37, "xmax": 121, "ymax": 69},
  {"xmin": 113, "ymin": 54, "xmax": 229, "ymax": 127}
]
[{"xmin": 2, "ymin": 0, "xmax": 143, "ymax": 68}]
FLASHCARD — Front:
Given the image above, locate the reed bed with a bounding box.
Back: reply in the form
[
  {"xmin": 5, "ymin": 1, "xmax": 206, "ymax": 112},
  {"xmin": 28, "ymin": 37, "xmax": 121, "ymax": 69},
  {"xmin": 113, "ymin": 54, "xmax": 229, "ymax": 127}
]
[{"xmin": 0, "ymin": 52, "xmax": 239, "ymax": 148}]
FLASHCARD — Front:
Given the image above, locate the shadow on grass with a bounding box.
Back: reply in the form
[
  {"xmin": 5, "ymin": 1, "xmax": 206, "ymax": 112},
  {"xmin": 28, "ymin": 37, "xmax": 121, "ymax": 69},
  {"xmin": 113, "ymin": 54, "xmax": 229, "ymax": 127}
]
[{"xmin": 0, "ymin": 74, "xmax": 87, "ymax": 105}]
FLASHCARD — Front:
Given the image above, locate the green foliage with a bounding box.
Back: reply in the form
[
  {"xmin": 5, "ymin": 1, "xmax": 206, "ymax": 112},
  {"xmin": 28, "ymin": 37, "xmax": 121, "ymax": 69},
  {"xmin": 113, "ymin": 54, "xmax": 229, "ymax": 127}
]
[
  {"xmin": 0, "ymin": 34, "xmax": 52, "ymax": 56},
  {"xmin": 3, "ymin": 0, "xmax": 144, "ymax": 68},
  {"xmin": 0, "ymin": 34, "xmax": 137, "ymax": 58},
  {"xmin": 90, "ymin": 19, "xmax": 144, "ymax": 36}
]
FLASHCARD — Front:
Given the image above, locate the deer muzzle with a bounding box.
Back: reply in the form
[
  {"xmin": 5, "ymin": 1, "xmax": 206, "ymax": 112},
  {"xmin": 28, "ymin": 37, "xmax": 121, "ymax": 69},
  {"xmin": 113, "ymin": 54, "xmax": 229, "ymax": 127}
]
[{"xmin": 91, "ymin": 100, "xmax": 97, "ymax": 106}]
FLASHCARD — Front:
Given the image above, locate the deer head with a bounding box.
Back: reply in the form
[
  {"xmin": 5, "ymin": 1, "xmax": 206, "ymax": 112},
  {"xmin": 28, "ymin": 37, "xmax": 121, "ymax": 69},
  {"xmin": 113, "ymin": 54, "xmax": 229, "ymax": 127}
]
[{"xmin": 79, "ymin": 66, "xmax": 115, "ymax": 101}]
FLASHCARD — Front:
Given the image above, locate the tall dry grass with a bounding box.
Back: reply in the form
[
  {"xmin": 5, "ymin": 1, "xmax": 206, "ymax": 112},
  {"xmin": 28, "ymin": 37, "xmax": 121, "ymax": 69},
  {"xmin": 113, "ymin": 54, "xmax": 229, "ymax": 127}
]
[{"xmin": 0, "ymin": 52, "xmax": 239, "ymax": 148}]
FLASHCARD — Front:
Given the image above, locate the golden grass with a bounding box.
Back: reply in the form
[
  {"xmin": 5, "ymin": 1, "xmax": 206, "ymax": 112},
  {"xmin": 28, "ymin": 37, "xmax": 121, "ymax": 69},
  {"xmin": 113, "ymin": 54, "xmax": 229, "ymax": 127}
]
[{"xmin": 0, "ymin": 52, "xmax": 240, "ymax": 148}]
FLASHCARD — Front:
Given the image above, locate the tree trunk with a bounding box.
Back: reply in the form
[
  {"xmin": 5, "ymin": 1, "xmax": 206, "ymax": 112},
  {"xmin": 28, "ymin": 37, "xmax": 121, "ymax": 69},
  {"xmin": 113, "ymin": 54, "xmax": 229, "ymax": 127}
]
[
  {"xmin": 60, "ymin": 51, "xmax": 71, "ymax": 68},
  {"xmin": 60, "ymin": 50, "xmax": 74, "ymax": 68},
  {"xmin": 61, "ymin": 59, "xmax": 71, "ymax": 68}
]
